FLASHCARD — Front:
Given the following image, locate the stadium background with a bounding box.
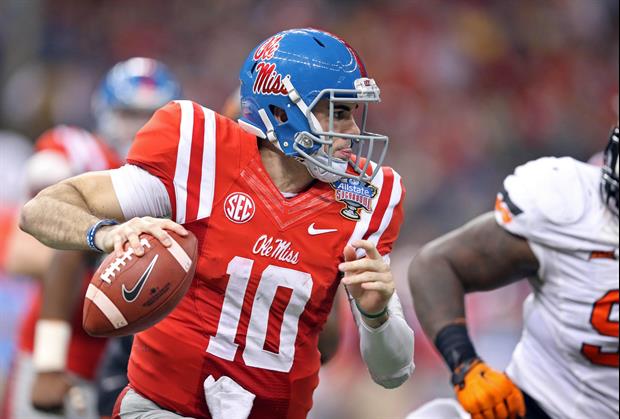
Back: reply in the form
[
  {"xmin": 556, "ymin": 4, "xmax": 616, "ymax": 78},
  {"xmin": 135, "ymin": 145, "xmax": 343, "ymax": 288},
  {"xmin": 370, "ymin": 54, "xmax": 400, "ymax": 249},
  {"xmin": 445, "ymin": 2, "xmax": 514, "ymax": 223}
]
[{"xmin": 0, "ymin": 0, "xmax": 617, "ymax": 417}]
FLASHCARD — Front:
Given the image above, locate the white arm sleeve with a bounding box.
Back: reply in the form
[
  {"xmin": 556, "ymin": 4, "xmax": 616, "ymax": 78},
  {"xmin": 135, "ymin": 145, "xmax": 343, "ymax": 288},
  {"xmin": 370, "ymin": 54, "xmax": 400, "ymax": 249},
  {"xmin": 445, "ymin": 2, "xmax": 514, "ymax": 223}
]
[
  {"xmin": 109, "ymin": 164, "xmax": 172, "ymax": 219},
  {"xmin": 349, "ymin": 290, "xmax": 415, "ymax": 389}
]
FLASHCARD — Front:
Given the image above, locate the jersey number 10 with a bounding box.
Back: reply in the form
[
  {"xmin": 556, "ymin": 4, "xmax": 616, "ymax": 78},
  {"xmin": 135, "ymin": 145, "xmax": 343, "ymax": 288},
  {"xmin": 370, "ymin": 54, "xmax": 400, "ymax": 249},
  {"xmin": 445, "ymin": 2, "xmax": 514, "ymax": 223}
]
[
  {"xmin": 206, "ymin": 256, "xmax": 313, "ymax": 373},
  {"xmin": 581, "ymin": 289, "xmax": 619, "ymax": 368}
]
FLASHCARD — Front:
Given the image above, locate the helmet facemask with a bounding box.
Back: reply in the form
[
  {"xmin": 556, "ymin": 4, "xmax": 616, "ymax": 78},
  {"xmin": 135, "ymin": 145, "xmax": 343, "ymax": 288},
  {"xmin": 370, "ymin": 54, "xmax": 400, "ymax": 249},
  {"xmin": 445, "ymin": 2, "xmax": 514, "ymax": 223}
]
[
  {"xmin": 284, "ymin": 77, "xmax": 388, "ymax": 183},
  {"xmin": 601, "ymin": 126, "xmax": 619, "ymax": 217}
]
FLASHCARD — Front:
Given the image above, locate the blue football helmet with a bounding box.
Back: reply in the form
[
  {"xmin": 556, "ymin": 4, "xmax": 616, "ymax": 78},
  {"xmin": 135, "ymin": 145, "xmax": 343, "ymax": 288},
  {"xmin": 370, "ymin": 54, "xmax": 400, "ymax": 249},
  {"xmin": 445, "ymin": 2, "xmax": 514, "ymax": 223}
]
[
  {"xmin": 92, "ymin": 57, "xmax": 181, "ymax": 156},
  {"xmin": 239, "ymin": 28, "xmax": 388, "ymax": 183}
]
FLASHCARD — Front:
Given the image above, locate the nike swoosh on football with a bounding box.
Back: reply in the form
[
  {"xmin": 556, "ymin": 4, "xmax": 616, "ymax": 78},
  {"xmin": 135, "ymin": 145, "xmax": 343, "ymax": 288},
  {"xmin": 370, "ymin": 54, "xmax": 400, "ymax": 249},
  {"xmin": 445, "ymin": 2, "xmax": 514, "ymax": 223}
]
[
  {"xmin": 308, "ymin": 223, "xmax": 338, "ymax": 236},
  {"xmin": 122, "ymin": 254, "xmax": 159, "ymax": 303}
]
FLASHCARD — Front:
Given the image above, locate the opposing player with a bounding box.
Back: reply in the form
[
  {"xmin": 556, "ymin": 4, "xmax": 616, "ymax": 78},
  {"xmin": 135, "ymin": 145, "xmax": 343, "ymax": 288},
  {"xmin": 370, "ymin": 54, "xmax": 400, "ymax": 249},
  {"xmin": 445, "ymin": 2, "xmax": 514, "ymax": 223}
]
[
  {"xmin": 5, "ymin": 58, "xmax": 181, "ymax": 418},
  {"xmin": 20, "ymin": 29, "xmax": 415, "ymax": 418},
  {"xmin": 408, "ymin": 126, "xmax": 619, "ymax": 418}
]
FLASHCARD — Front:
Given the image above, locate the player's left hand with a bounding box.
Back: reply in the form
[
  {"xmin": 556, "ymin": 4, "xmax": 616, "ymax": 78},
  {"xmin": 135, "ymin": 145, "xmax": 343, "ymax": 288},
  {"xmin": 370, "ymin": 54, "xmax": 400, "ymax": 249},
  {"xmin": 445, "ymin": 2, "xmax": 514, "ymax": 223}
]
[
  {"xmin": 31, "ymin": 370, "xmax": 72, "ymax": 414},
  {"xmin": 339, "ymin": 240, "xmax": 394, "ymax": 317},
  {"xmin": 453, "ymin": 359, "xmax": 526, "ymax": 419}
]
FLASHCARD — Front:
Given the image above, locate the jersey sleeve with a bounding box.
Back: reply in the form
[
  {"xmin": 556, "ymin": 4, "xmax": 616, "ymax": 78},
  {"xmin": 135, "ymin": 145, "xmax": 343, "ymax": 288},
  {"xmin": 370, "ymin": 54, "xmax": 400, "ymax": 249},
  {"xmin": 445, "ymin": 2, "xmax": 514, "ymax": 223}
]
[
  {"xmin": 494, "ymin": 157, "xmax": 587, "ymax": 251},
  {"xmin": 368, "ymin": 167, "xmax": 406, "ymax": 258},
  {"xmin": 109, "ymin": 165, "xmax": 171, "ymax": 220},
  {"xmin": 126, "ymin": 100, "xmax": 221, "ymax": 224}
]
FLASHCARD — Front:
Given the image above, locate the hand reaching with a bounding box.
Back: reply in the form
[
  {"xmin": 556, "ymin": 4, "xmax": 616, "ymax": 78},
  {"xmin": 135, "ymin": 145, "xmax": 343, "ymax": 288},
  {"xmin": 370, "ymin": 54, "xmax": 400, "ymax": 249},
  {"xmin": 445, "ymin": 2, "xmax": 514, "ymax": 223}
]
[{"xmin": 339, "ymin": 240, "xmax": 394, "ymax": 318}]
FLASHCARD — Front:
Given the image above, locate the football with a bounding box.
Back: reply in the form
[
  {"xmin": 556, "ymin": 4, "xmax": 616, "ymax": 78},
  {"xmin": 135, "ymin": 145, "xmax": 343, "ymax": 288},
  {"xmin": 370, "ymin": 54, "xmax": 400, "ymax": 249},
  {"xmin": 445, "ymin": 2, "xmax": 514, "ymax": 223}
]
[{"xmin": 83, "ymin": 231, "xmax": 198, "ymax": 337}]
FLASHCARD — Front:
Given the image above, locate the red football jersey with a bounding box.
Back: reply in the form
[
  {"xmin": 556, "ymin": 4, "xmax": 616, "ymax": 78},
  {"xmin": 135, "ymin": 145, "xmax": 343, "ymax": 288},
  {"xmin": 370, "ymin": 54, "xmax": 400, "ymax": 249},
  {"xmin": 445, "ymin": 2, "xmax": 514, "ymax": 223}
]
[
  {"xmin": 18, "ymin": 126, "xmax": 120, "ymax": 378},
  {"xmin": 125, "ymin": 101, "xmax": 405, "ymax": 418},
  {"xmin": 34, "ymin": 125, "xmax": 121, "ymax": 173}
]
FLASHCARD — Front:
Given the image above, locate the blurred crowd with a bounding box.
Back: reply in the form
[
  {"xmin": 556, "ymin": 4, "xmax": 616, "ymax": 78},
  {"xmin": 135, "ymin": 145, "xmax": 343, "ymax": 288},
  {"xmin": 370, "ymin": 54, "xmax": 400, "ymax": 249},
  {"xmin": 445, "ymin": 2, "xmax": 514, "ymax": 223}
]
[{"xmin": 1, "ymin": 0, "xmax": 618, "ymax": 418}]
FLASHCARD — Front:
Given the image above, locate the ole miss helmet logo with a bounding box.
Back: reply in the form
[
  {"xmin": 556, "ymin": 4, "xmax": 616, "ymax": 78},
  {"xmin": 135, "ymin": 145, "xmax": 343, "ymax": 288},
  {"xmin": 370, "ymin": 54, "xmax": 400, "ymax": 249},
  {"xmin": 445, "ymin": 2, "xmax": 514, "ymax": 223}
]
[
  {"xmin": 253, "ymin": 63, "xmax": 289, "ymax": 96},
  {"xmin": 224, "ymin": 192, "xmax": 256, "ymax": 224},
  {"xmin": 253, "ymin": 35, "xmax": 283, "ymax": 61},
  {"xmin": 252, "ymin": 34, "xmax": 289, "ymax": 96}
]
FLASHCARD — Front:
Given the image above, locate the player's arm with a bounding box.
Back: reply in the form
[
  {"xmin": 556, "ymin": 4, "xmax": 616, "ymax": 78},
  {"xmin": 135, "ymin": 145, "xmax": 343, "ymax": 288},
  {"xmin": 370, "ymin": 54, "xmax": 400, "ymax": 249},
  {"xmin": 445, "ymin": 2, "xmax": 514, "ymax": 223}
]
[
  {"xmin": 20, "ymin": 170, "xmax": 187, "ymax": 256},
  {"xmin": 409, "ymin": 212, "xmax": 538, "ymax": 340},
  {"xmin": 409, "ymin": 212, "xmax": 539, "ymax": 418},
  {"xmin": 340, "ymin": 240, "xmax": 415, "ymax": 389},
  {"xmin": 21, "ymin": 102, "xmax": 192, "ymax": 256},
  {"xmin": 30, "ymin": 250, "xmax": 90, "ymax": 413},
  {"xmin": 20, "ymin": 171, "xmax": 124, "ymax": 250}
]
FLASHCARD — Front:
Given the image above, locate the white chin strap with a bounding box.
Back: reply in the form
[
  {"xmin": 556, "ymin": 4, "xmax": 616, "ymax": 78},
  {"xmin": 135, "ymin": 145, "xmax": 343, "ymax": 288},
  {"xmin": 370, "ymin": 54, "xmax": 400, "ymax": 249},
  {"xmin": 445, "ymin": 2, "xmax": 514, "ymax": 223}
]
[
  {"xmin": 282, "ymin": 77, "xmax": 322, "ymax": 132},
  {"xmin": 303, "ymin": 150, "xmax": 347, "ymax": 183},
  {"xmin": 258, "ymin": 108, "xmax": 278, "ymax": 144}
]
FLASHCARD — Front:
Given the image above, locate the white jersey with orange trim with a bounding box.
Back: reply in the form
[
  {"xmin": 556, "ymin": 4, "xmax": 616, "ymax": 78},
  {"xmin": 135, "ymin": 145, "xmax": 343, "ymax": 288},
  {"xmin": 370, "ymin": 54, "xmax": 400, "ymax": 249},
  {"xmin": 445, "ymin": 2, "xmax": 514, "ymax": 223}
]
[
  {"xmin": 121, "ymin": 100, "xmax": 405, "ymax": 419},
  {"xmin": 495, "ymin": 157, "xmax": 619, "ymax": 419}
]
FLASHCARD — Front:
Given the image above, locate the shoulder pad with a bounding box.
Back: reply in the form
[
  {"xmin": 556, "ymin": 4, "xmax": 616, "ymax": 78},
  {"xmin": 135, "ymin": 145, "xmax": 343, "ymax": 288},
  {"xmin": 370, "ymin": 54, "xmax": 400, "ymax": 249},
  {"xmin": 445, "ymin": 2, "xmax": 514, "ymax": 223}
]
[{"xmin": 512, "ymin": 157, "xmax": 585, "ymax": 225}]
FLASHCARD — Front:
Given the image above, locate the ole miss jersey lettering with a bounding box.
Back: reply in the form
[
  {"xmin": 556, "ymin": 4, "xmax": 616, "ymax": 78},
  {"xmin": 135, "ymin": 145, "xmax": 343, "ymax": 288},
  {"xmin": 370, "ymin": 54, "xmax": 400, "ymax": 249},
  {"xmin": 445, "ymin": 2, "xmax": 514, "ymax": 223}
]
[{"xmin": 125, "ymin": 101, "xmax": 405, "ymax": 419}]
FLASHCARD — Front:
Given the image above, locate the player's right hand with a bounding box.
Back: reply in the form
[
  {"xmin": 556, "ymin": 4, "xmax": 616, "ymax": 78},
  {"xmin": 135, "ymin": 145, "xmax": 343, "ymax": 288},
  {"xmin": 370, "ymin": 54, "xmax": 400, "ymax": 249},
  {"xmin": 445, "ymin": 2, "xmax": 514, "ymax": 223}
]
[
  {"xmin": 31, "ymin": 371, "xmax": 72, "ymax": 414},
  {"xmin": 94, "ymin": 216, "xmax": 188, "ymax": 257},
  {"xmin": 452, "ymin": 359, "xmax": 525, "ymax": 419}
]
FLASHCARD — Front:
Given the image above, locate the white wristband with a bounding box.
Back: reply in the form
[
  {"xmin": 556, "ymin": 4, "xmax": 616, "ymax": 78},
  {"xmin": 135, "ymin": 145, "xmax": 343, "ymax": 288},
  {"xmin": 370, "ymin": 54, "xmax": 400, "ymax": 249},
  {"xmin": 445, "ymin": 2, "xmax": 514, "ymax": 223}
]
[{"xmin": 33, "ymin": 320, "xmax": 71, "ymax": 372}]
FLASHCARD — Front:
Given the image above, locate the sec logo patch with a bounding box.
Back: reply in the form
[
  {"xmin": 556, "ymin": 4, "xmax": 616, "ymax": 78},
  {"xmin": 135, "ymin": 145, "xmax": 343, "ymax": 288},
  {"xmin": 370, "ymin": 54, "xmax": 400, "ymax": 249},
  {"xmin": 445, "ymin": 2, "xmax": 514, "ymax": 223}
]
[{"xmin": 224, "ymin": 192, "xmax": 255, "ymax": 224}]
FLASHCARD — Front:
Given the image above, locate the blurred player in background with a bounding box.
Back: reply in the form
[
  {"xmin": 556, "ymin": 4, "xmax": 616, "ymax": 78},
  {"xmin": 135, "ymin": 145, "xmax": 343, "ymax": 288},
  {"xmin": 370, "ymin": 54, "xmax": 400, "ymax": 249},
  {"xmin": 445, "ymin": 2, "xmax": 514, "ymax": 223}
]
[
  {"xmin": 408, "ymin": 125, "xmax": 619, "ymax": 419},
  {"xmin": 2, "ymin": 126, "xmax": 120, "ymax": 419},
  {"xmin": 20, "ymin": 28, "xmax": 415, "ymax": 418},
  {"xmin": 95, "ymin": 81, "xmax": 236, "ymax": 419},
  {"xmin": 3, "ymin": 57, "xmax": 180, "ymax": 418}
]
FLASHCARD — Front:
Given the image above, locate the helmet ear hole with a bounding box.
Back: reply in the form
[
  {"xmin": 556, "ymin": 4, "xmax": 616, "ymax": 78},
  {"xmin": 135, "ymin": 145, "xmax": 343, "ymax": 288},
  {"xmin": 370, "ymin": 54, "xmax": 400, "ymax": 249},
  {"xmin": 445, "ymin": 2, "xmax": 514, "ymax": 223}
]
[{"xmin": 269, "ymin": 105, "xmax": 288, "ymax": 124}]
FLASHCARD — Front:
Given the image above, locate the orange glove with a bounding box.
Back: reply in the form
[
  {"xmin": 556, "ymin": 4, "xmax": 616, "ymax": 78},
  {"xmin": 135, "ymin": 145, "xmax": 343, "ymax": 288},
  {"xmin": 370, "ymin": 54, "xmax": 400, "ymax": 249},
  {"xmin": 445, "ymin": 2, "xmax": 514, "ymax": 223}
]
[{"xmin": 452, "ymin": 359, "xmax": 526, "ymax": 419}]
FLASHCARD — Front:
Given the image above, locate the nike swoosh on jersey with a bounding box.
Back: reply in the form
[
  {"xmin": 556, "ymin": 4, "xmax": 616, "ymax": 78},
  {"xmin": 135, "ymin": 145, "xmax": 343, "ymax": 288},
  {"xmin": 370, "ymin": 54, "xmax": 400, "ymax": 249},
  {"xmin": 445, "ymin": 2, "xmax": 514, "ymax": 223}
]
[
  {"xmin": 307, "ymin": 223, "xmax": 338, "ymax": 236},
  {"xmin": 122, "ymin": 254, "xmax": 159, "ymax": 303}
]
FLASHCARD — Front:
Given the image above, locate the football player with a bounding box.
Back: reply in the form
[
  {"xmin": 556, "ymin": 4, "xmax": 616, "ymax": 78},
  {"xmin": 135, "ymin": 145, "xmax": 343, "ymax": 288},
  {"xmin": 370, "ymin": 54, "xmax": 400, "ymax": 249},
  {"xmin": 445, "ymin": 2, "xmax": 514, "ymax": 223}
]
[
  {"xmin": 94, "ymin": 75, "xmax": 353, "ymax": 419},
  {"xmin": 5, "ymin": 58, "xmax": 180, "ymax": 418},
  {"xmin": 4, "ymin": 126, "xmax": 121, "ymax": 419},
  {"xmin": 20, "ymin": 28, "xmax": 415, "ymax": 418},
  {"xmin": 408, "ymin": 126, "xmax": 619, "ymax": 419}
]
